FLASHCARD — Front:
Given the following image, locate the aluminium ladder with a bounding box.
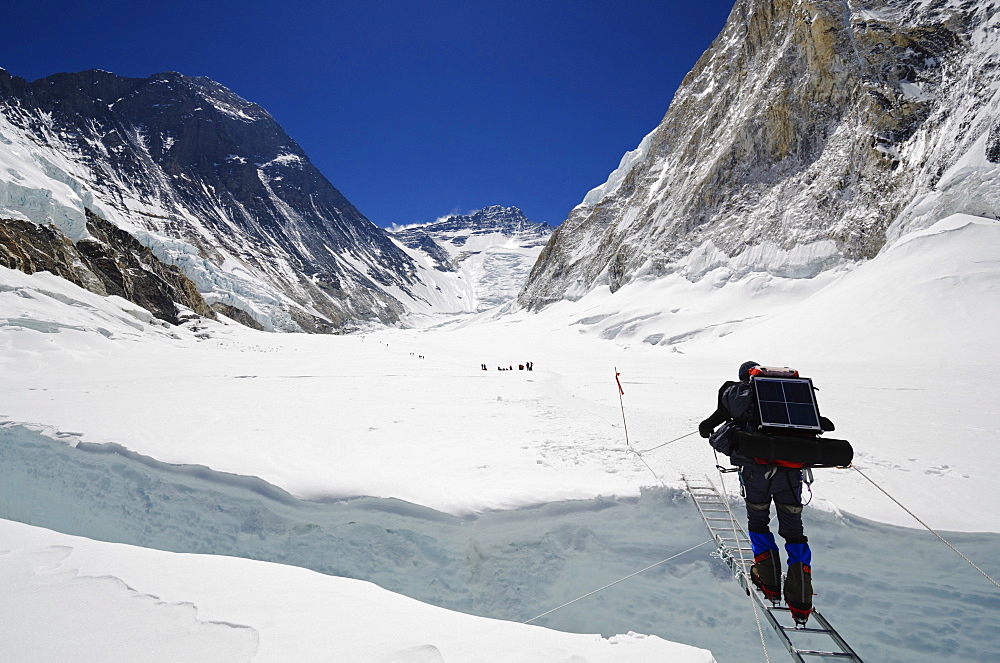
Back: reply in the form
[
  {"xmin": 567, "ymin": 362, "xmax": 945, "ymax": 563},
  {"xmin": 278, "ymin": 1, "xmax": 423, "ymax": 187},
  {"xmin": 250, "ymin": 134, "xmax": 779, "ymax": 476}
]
[{"xmin": 683, "ymin": 476, "xmax": 864, "ymax": 662}]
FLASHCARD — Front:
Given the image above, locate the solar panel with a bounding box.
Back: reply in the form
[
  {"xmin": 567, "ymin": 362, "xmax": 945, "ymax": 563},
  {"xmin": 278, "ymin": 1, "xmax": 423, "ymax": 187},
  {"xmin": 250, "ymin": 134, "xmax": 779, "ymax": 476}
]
[{"xmin": 752, "ymin": 376, "xmax": 821, "ymax": 432}]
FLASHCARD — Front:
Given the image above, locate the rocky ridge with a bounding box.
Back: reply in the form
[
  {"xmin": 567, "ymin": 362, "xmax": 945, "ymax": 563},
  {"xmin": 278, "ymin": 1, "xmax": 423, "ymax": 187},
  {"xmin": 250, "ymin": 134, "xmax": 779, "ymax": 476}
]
[{"xmin": 519, "ymin": 0, "xmax": 1000, "ymax": 309}]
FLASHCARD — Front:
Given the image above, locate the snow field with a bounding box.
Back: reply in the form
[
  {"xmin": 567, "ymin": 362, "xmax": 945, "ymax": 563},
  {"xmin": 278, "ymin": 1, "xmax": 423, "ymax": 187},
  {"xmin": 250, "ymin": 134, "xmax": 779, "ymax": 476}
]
[
  {"xmin": 1, "ymin": 212, "xmax": 999, "ymax": 661},
  {"xmin": 0, "ymin": 518, "xmax": 712, "ymax": 663}
]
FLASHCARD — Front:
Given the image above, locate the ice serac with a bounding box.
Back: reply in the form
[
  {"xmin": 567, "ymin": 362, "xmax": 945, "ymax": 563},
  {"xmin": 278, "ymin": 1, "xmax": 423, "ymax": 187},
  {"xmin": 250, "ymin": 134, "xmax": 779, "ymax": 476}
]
[
  {"xmin": 0, "ymin": 69, "xmax": 419, "ymax": 331},
  {"xmin": 519, "ymin": 0, "xmax": 1000, "ymax": 309}
]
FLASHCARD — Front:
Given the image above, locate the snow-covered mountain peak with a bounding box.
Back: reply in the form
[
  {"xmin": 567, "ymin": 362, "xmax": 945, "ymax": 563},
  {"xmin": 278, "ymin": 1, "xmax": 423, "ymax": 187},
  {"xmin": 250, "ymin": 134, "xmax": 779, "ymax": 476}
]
[
  {"xmin": 1, "ymin": 67, "xmax": 427, "ymax": 332},
  {"xmin": 389, "ymin": 206, "xmax": 552, "ymax": 316},
  {"xmin": 402, "ymin": 205, "xmax": 550, "ymax": 238}
]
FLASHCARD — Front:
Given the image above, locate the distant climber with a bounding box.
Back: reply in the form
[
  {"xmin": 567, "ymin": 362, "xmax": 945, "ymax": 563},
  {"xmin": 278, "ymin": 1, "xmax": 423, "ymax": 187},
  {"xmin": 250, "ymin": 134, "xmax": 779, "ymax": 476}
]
[{"xmin": 699, "ymin": 361, "xmax": 819, "ymax": 625}]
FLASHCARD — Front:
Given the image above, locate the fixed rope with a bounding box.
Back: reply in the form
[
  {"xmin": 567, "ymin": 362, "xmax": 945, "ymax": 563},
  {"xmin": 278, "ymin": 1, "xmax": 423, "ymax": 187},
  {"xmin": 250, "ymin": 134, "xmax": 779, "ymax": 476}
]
[
  {"xmin": 631, "ymin": 447, "xmax": 670, "ymax": 488},
  {"xmin": 636, "ymin": 430, "xmax": 698, "ymax": 454},
  {"xmin": 852, "ymin": 464, "xmax": 1000, "ymax": 590},
  {"xmin": 521, "ymin": 372, "xmax": 714, "ymax": 629},
  {"xmin": 522, "ymin": 540, "xmax": 711, "ymax": 625},
  {"xmin": 615, "ymin": 369, "xmax": 674, "ymax": 488}
]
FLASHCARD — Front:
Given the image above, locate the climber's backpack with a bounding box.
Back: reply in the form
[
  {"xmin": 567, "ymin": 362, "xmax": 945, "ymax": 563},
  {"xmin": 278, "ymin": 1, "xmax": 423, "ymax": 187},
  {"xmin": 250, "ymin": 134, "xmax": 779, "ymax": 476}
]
[{"xmin": 719, "ymin": 366, "xmax": 854, "ymax": 468}]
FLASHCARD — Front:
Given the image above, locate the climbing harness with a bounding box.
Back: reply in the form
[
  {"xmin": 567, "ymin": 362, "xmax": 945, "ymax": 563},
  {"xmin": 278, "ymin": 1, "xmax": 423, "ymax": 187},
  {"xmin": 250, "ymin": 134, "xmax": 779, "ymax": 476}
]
[{"xmin": 801, "ymin": 467, "xmax": 814, "ymax": 506}]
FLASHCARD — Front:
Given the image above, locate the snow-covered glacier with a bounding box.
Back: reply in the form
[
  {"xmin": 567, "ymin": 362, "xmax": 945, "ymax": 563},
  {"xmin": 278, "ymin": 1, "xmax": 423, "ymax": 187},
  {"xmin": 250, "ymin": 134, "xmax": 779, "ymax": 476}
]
[{"xmin": 390, "ymin": 206, "xmax": 552, "ymax": 315}]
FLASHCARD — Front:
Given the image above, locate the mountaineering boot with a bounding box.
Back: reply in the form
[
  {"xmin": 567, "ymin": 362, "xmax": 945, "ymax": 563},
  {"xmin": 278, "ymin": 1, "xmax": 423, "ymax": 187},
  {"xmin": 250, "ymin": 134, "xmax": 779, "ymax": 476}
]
[
  {"xmin": 784, "ymin": 562, "xmax": 813, "ymax": 625},
  {"xmin": 748, "ymin": 531, "xmax": 781, "ymax": 602},
  {"xmin": 783, "ymin": 540, "xmax": 813, "ymax": 625},
  {"xmin": 750, "ymin": 549, "xmax": 782, "ymax": 603}
]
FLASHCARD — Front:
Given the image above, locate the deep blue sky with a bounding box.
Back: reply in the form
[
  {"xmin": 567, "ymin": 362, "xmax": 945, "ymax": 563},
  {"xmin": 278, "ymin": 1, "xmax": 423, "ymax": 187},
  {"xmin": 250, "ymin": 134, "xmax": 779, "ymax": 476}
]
[{"xmin": 4, "ymin": 0, "xmax": 735, "ymax": 227}]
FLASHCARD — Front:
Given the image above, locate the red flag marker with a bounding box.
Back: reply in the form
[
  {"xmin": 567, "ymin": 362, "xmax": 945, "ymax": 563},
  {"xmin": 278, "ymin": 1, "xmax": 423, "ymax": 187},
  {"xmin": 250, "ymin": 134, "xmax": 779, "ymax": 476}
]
[{"xmin": 615, "ymin": 367, "xmax": 630, "ymax": 446}]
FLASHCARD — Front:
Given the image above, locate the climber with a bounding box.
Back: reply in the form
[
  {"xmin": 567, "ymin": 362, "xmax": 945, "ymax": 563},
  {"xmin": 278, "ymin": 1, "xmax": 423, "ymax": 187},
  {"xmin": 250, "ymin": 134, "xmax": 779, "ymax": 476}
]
[{"xmin": 699, "ymin": 360, "xmax": 815, "ymax": 625}]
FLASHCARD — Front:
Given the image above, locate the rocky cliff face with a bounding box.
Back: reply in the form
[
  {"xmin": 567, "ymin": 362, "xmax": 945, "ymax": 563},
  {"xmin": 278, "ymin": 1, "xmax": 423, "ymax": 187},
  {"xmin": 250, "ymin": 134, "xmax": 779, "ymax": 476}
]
[
  {"xmin": 0, "ymin": 69, "xmax": 421, "ymax": 331},
  {"xmin": 0, "ymin": 210, "xmax": 213, "ymax": 326},
  {"xmin": 520, "ymin": 0, "xmax": 1000, "ymax": 309}
]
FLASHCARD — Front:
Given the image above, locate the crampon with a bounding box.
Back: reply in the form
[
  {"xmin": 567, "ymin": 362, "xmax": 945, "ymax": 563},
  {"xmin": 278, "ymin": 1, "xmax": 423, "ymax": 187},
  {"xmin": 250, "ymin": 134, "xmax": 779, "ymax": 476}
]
[{"xmin": 749, "ymin": 550, "xmax": 781, "ymax": 603}]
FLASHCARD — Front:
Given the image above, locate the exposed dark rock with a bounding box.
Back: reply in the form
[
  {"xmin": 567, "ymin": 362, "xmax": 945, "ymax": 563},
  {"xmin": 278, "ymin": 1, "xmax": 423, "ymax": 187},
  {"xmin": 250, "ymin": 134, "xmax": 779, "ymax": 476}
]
[
  {"xmin": 0, "ymin": 210, "xmax": 214, "ymax": 326},
  {"xmin": 391, "ymin": 229, "xmax": 456, "ymax": 272},
  {"xmin": 210, "ymin": 303, "xmax": 265, "ymax": 330},
  {"xmin": 419, "ymin": 206, "xmax": 550, "ymax": 237},
  {"xmin": 986, "ymin": 120, "xmax": 1000, "ymax": 163},
  {"xmin": 0, "ymin": 218, "xmax": 93, "ymax": 286},
  {"xmin": 79, "ymin": 209, "xmax": 215, "ymax": 324}
]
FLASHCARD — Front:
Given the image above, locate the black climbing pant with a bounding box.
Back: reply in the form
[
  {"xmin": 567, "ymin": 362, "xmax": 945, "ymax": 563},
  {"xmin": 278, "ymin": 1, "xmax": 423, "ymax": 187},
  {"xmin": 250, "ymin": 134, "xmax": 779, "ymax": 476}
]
[{"xmin": 741, "ymin": 464, "xmax": 806, "ymax": 543}]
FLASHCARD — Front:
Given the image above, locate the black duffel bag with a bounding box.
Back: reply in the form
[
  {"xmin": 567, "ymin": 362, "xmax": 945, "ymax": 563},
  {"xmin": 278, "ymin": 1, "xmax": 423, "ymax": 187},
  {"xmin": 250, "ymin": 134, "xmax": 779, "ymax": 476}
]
[{"xmin": 734, "ymin": 431, "xmax": 853, "ymax": 468}]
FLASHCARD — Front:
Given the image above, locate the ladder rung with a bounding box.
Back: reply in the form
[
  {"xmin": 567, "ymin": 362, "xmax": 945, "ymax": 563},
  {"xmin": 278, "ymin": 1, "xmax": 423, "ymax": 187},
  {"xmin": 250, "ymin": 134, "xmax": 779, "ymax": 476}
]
[{"xmin": 792, "ymin": 651, "xmax": 857, "ymax": 658}]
